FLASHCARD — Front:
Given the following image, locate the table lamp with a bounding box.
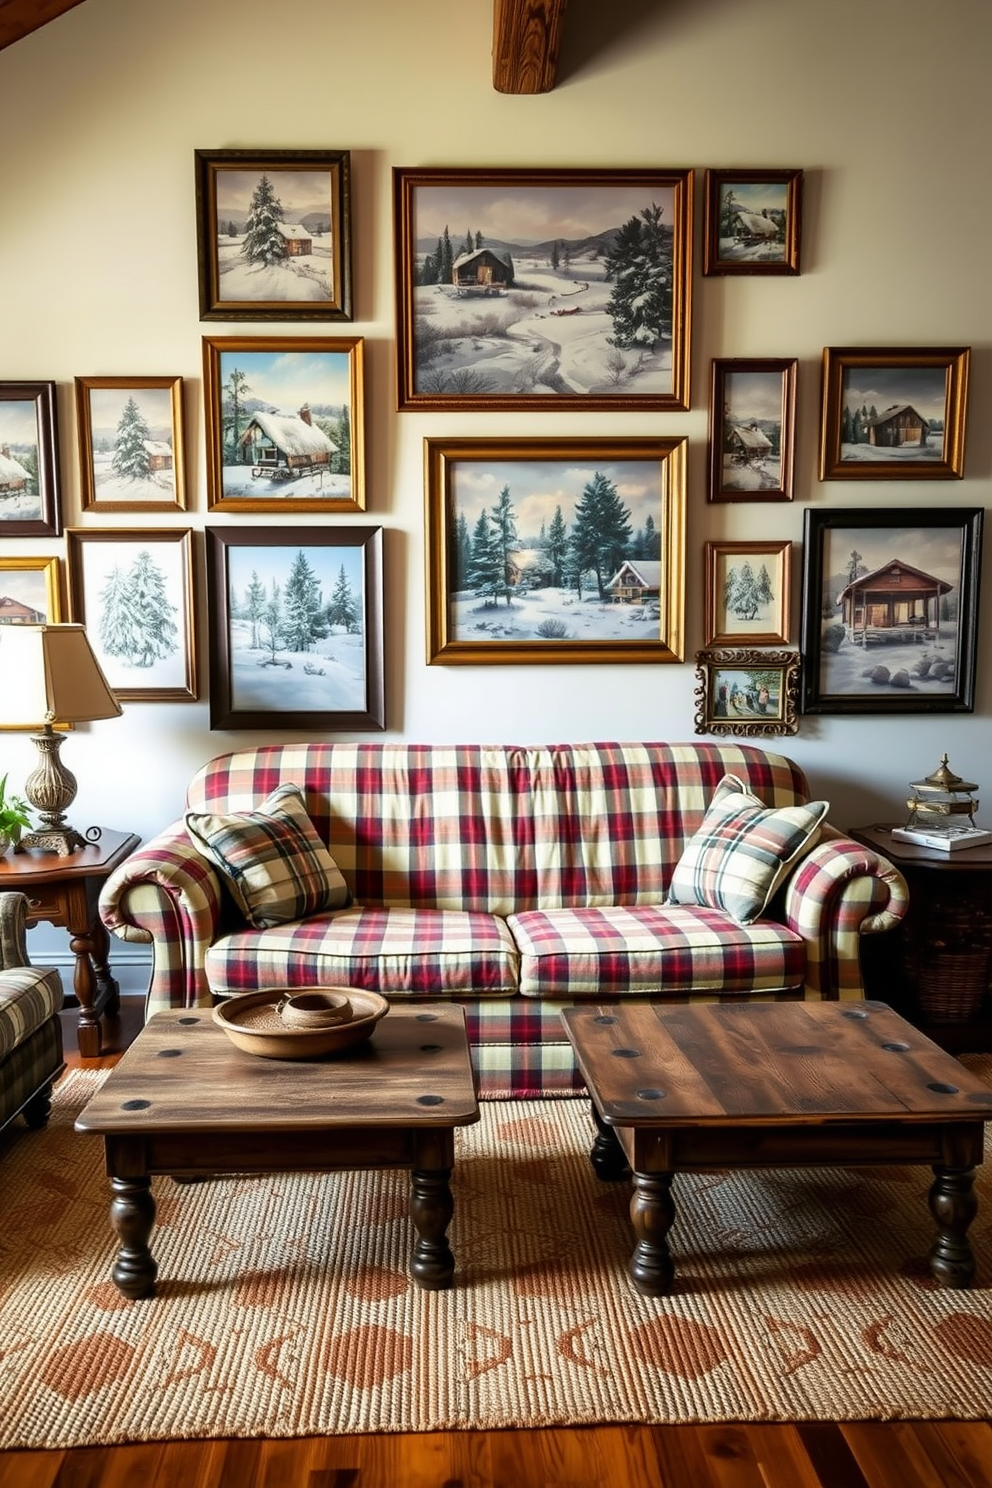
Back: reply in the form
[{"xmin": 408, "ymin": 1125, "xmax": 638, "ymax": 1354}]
[{"xmin": 0, "ymin": 623, "xmax": 123, "ymax": 856}]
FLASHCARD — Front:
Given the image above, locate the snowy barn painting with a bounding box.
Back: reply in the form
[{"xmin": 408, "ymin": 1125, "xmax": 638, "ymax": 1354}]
[
  {"xmin": 830, "ymin": 355, "xmax": 967, "ymax": 472},
  {"xmin": 0, "ymin": 447, "xmax": 30, "ymax": 496},
  {"xmin": 238, "ymin": 407, "xmax": 336, "ymax": 482},
  {"xmin": 705, "ymin": 170, "xmax": 801, "ymax": 274}
]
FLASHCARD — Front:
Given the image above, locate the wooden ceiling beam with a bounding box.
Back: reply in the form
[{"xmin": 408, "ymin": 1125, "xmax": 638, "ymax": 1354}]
[
  {"xmin": 0, "ymin": 0, "xmax": 88, "ymax": 50},
  {"xmin": 492, "ymin": 0, "xmax": 568, "ymax": 94}
]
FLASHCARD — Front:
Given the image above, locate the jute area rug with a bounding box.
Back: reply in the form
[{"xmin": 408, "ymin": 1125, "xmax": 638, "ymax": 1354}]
[{"xmin": 2, "ymin": 1063, "xmax": 992, "ymax": 1450}]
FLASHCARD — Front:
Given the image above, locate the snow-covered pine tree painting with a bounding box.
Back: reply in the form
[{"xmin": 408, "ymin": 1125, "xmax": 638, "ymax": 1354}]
[
  {"xmin": 81, "ymin": 382, "xmax": 180, "ymax": 506},
  {"xmin": 75, "ymin": 534, "xmax": 191, "ymax": 696},
  {"xmin": 212, "ymin": 165, "xmax": 337, "ymax": 305}
]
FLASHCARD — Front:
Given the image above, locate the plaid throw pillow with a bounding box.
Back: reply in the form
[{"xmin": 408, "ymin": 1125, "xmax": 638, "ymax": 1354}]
[
  {"xmin": 185, "ymin": 783, "xmax": 349, "ymax": 929},
  {"xmin": 667, "ymin": 774, "xmax": 828, "ymax": 925}
]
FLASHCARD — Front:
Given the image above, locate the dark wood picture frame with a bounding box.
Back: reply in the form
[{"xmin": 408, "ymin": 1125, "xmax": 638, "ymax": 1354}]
[
  {"xmin": 75, "ymin": 375, "xmax": 187, "ymax": 513},
  {"xmin": 395, "ymin": 167, "xmax": 693, "ymax": 411},
  {"xmin": 424, "ymin": 436, "xmax": 686, "ymax": 665},
  {"xmin": 694, "ymin": 648, "xmax": 800, "ymax": 736},
  {"xmin": 800, "ymin": 507, "xmax": 983, "ymax": 715},
  {"xmin": 202, "ymin": 335, "xmax": 365, "ymax": 513},
  {"xmin": 0, "ymin": 381, "xmax": 61, "ymax": 537},
  {"xmin": 704, "ymin": 540, "xmax": 792, "ymax": 647},
  {"xmin": 708, "ymin": 358, "xmax": 797, "ymax": 503},
  {"xmin": 819, "ymin": 346, "xmax": 970, "ymax": 480},
  {"xmin": 206, "ymin": 525, "xmax": 384, "ymax": 731},
  {"xmin": 703, "ymin": 169, "xmax": 803, "ymax": 276},
  {"xmin": 66, "ymin": 527, "xmax": 198, "ymax": 702},
  {"xmin": 194, "ymin": 148, "xmax": 352, "ymax": 321}
]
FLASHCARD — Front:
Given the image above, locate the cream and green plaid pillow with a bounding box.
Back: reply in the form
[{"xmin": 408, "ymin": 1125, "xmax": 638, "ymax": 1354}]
[
  {"xmin": 185, "ymin": 783, "xmax": 349, "ymax": 929},
  {"xmin": 667, "ymin": 774, "xmax": 828, "ymax": 925}
]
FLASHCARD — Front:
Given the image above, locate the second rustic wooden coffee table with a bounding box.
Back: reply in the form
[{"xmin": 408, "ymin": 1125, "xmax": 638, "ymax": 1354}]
[
  {"xmin": 76, "ymin": 1002, "xmax": 479, "ymax": 1298},
  {"xmin": 562, "ymin": 1000, "xmax": 992, "ymax": 1297}
]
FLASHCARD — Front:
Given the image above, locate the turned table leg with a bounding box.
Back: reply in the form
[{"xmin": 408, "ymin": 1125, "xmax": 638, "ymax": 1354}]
[
  {"xmin": 590, "ymin": 1102, "xmax": 630, "ymax": 1181},
  {"xmin": 109, "ymin": 1174, "xmax": 158, "ymax": 1299},
  {"xmin": 928, "ymin": 1164, "xmax": 978, "ymax": 1288},
  {"xmin": 629, "ymin": 1170, "xmax": 676, "ymax": 1297},
  {"xmin": 409, "ymin": 1166, "xmax": 455, "ymax": 1289}
]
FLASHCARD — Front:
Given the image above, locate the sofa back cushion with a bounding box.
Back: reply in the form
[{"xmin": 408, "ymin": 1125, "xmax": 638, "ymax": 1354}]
[{"xmin": 185, "ymin": 743, "xmax": 811, "ymax": 916}]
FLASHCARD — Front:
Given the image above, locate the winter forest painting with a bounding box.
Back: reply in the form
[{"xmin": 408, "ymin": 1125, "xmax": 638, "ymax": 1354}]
[
  {"xmin": 81, "ymin": 384, "xmax": 180, "ymax": 505},
  {"xmin": 0, "ymin": 398, "xmax": 42, "ymax": 522},
  {"xmin": 75, "ymin": 536, "xmax": 190, "ymax": 696},
  {"xmin": 223, "ymin": 543, "xmax": 367, "ymax": 714},
  {"xmin": 838, "ymin": 366, "xmax": 948, "ymax": 465},
  {"xmin": 442, "ymin": 451, "xmax": 671, "ymax": 646},
  {"xmin": 213, "ymin": 169, "xmax": 337, "ymax": 304},
  {"xmin": 402, "ymin": 174, "xmax": 689, "ymax": 405}
]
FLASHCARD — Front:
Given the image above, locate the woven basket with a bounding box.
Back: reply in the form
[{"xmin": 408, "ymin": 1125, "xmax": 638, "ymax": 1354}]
[{"xmin": 914, "ymin": 950, "xmax": 990, "ymax": 1021}]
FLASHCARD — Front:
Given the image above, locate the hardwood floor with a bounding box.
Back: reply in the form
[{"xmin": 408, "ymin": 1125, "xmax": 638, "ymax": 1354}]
[{"xmin": 1, "ymin": 1000, "xmax": 989, "ymax": 1488}]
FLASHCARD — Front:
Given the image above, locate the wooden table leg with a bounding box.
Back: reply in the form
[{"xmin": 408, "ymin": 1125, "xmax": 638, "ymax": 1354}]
[
  {"xmin": 928, "ymin": 1165, "xmax": 978, "ymax": 1287},
  {"xmin": 629, "ymin": 1170, "xmax": 676, "ymax": 1297},
  {"xmin": 589, "ymin": 1102, "xmax": 630, "ymax": 1181},
  {"xmin": 409, "ymin": 1166, "xmax": 455, "ymax": 1289},
  {"xmin": 109, "ymin": 1174, "xmax": 158, "ymax": 1299}
]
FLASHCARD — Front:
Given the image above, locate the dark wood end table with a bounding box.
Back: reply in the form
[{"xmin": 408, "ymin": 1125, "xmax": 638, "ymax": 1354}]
[
  {"xmin": 75, "ymin": 1002, "xmax": 480, "ymax": 1297},
  {"xmin": 0, "ymin": 827, "xmax": 140, "ymax": 1059},
  {"xmin": 563, "ymin": 1000, "xmax": 992, "ymax": 1298}
]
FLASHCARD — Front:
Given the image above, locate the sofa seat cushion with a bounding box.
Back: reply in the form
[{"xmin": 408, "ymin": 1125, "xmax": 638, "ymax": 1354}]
[
  {"xmin": 205, "ymin": 906, "xmax": 519, "ymax": 1000},
  {"xmin": 0, "ymin": 967, "xmax": 64, "ymax": 1062},
  {"xmin": 506, "ymin": 904, "xmax": 805, "ymax": 999}
]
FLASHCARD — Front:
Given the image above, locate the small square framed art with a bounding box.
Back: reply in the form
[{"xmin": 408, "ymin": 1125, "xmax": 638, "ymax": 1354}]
[
  {"xmin": 704, "ymin": 540, "xmax": 792, "ymax": 647},
  {"xmin": 703, "ymin": 169, "xmax": 802, "ymax": 276},
  {"xmin": 819, "ymin": 346, "xmax": 970, "ymax": 480}
]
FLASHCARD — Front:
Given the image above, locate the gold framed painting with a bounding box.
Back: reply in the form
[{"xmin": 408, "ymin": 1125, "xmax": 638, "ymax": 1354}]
[
  {"xmin": 819, "ymin": 347, "xmax": 970, "ymax": 480},
  {"xmin": 75, "ymin": 376, "xmax": 187, "ymax": 513},
  {"xmin": 694, "ymin": 648, "xmax": 800, "ymax": 737},
  {"xmin": 703, "ymin": 540, "xmax": 792, "ymax": 647}
]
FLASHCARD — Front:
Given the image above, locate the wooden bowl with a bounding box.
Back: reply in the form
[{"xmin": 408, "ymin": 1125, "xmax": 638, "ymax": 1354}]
[{"xmin": 212, "ymin": 988, "xmax": 388, "ymax": 1060}]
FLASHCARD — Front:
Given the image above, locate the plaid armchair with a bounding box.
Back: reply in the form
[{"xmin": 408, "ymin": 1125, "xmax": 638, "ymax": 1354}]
[{"xmin": 0, "ymin": 892, "xmax": 65, "ymax": 1134}]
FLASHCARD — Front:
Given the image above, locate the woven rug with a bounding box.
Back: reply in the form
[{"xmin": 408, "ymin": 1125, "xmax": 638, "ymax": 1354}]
[{"xmin": 2, "ymin": 1063, "xmax": 992, "ymax": 1449}]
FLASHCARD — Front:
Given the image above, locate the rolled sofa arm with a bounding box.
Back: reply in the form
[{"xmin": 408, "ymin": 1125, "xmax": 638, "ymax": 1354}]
[
  {"xmin": 98, "ymin": 821, "xmax": 224, "ymax": 1015},
  {"xmin": 781, "ymin": 824, "xmax": 910, "ymax": 1001}
]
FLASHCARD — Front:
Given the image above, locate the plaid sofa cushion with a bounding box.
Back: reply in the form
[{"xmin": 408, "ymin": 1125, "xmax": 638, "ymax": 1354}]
[
  {"xmin": 0, "ymin": 966, "xmax": 64, "ymax": 1062},
  {"xmin": 508, "ymin": 904, "xmax": 806, "ymax": 998},
  {"xmin": 667, "ymin": 775, "xmax": 828, "ymax": 925},
  {"xmin": 185, "ymin": 784, "xmax": 349, "ymax": 930},
  {"xmin": 206, "ymin": 906, "xmax": 518, "ymax": 1000}
]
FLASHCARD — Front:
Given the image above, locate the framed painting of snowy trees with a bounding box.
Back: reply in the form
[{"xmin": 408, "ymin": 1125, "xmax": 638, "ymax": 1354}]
[
  {"xmin": 702, "ymin": 169, "xmax": 802, "ymax": 276},
  {"xmin": 0, "ymin": 381, "xmax": 61, "ymax": 537},
  {"xmin": 424, "ymin": 436, "xmax": 686, "ymax": 665},
  {"xmin": 205, "ymin": 526, "xmax": 384, "ymax": 731},
  {"xmin": 703, "ymin": 540, "xmax": 792, "ymax": 647},
  {"xmin": 819, "ymin": 347, "xmax": 970, "ymax": 480},
  {"xmin": 194, "ymin": 149, "xmax": 352, "ymax": 321},
  {"xmin": 75, "ymin": 376, "xmax": 186, "ymax": 512},
  {"xmin": 202, "ymin": 335, "xmax": 365, "ymax": 513},
  {"xmin": 65, "ymin": 528, "xmax": 197, "ymax": 702},
  {"xmin": 694, "ymin": 648, "xmax": 800, "ymax": 736},
  {"xmin": 799, "ymin": 507, "xmax": 983, "ymax": 715},
  {"xmin": 707, "ymin": 359, "xmax": 797, "ymax": 503},
  {"xmin": 394, "ymin": 168, "xmax": 693, "ymax": 411}
]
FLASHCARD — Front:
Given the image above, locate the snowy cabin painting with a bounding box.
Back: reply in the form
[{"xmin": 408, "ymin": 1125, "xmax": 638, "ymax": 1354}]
[
  {"xmin": 864, "ymin": 404, "xmax": 929, "ymax": 449},
  {"xmin": 836, "ymin": 559, "xmax": 951, "ymax": 646},
  {"xmin": 730, "ymin": 210, "xmax": 780, "ymax": 246},
  {"xmin": 239, "ymin": 406, "xmax": 337, "ymax": 481},
  {"xmin": 0, "ymin": 595, "xmax": 44, "ymax": 624},
  {"xmin": 725, "ymin": 423, "xmax": 773, "ymax": 466},
  {"xmin": 278, "ymin": 224, "xmax": 312, "ymax": 257},
  {"xmin": 144, "ymin": 440, "xmax": 173, "ymax": 472},
  {"xmin": 452, "ymin": 247, "xmax": 515, "ymax": 295},
  {"xmin": 608, "ymin": 559, "xmax": 661, "ymax": 605},
  {"xmin": 0, "ymin": 446, "xmax": 30, "ymax": 495}
]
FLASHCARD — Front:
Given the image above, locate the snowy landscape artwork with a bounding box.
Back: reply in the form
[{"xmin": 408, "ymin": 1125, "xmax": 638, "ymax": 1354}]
[
  {"xmin": 837, "ymin": 365, "xmax": 948, "ymax": 466},
  {"xmin": 77, "ymin": 379, "xmax": 183, "ymax": 509},
  {"xmin": 204, "ymin": 338, "xmax": 361, "ymax": 510},
  {"xmin": 713, "ymin": 362, "xmax": 794, "ymax": 499},
  {"xmin": 397, "ymin": 170, "xmax": 691, "ymax": 409},
  {"xmin": 715, "ymin": 180, "xmax": 790, "ymax": 265},
  {"xmin": 0, "ymin": 382, "xmax": 59, "ymax": 535},
  {"xmin": 195, "ymin": 150, "xmax": 351, "ymax": 320},
  {"xmin": 427, "ymin": 439, "xmax": 686, "ymax": 663}
]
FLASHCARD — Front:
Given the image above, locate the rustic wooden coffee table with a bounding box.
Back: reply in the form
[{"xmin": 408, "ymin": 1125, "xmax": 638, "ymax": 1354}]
[
  {"xmin": 562, "ymin": 1000, "xmax": 992, "ymax": 1297},
  {"xmin": 75, "ymin": 1002, "xmax": 479, "ymax": 1298}
]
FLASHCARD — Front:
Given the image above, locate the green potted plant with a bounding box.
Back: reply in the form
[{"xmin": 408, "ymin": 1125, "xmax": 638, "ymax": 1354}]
[{"xmin": 0, "ymin": 773, "xmax": 33, "ymax": 854}]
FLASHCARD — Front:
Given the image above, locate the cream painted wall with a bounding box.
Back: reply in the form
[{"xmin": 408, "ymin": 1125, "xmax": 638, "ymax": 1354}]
[{"xmin": 1, "ymin": 0, "xmax": 989, "ymax": 983}]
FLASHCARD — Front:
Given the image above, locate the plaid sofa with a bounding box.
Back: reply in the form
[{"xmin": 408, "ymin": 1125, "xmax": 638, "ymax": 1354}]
[
  {"xmin": 0, "ymin": 892, "xmax": 64, "ymax": 1135},
  {"xmin": 98, "ymin": 742, "xmax": 909, "ymax": 1098}
]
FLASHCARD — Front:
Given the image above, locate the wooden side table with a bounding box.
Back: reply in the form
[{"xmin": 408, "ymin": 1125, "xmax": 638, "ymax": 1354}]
[
  {"xmin": 849, "ymin": 824, "xmax": 992, "ymax": 1054},
  {"xmin": 0, "ymin": 827, "xmax": 140, "ymax": 1059}
]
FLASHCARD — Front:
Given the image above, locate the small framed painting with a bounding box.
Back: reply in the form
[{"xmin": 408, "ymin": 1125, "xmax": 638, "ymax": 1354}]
[
  {"xmin": 424, "ymin": 436, "xmax": 686, "ymax": 665},
  {"xmin": 395, "ymin": 167, "xmax": 693, "ymax": 411},
  {"xmin": 800, "ymin": 507, "xmax": 983, "ymax": 715},
  {"xmin": 206, "ymin": 525, "xmax": 384, "ymax": 731},
  {"xmin": 0, "ymin": 381, "xmax": 61, "ymax": 537},
  {"xmin": 66, "ymin": 528, "xmax": 198, "ymax": 702},
  {"xmin": 703, "ymin": 169, "xmax": 803, "ymax": 275},
  {"xmin": 202, "ymin": 335, "xmax": 365, "ymax": 513},
  {"xmin": 704, "ymin": 540, "xmax": 792, "ymax": 646},
  {"xmin": 694, "ymin": 648, "xmax": 800, "ymax": 737},
  {"xmin": 194, "ymin": 148, "xmax": 352, "ymax": 321},
  {"xmin": 708, "ymin": 358, "xmax": 796, "ymax": 503},
  {"xmin": 819, "ymin": 347, "xmax": 970, "ymax": 480},
  {"xmin": 75, "ymin": 376, "xmax": 187, "ymax": 512}
]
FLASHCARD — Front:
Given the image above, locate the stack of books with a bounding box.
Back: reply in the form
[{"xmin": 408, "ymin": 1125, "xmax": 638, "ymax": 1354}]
[{"xmin": 890, "ymin": 822, "xmax": 992, "ymax": 852}]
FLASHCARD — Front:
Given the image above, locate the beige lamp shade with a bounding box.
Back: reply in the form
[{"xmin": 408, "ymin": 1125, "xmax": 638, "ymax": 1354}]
[{"xmin": 0, "ymin": 624, "xmax": 123, "ymax": 727}]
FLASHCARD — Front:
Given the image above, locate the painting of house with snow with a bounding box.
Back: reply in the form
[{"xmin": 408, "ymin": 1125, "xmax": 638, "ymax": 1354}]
[
  {"xmin": 711, "ymin": 360, "xmax": 794, "ymax": 499},
  {"xmin": 0, "ymin": 446, "xmax": 31, "ymax": 499},
  {"xmin": 76, "ymin": 378, "xmax": 185, "ymax": 511},
  {"xmin": 0, "ymin": 385, "xmax": 57, "ymax": 533},
  {"xmin": 821, "ymin": 349, "xmax": 969, "ymax": 480},
  {"xmin": 704, "ymin": 170, "xmax": 802, "ymax": 275}
]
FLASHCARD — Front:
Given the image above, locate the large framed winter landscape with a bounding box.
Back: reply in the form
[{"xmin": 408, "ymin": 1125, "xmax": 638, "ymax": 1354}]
[
  {"xmin": 707, "ymin": 358, "xmax": 796, "ymax": 503},
  {"xmin": 800, "ymin": 507, "xmax": 983, "ymax": 715},
  {"xmin": 424, "ymin": 437, "xmax": 686, "ymax": 665},
  {"xmin": 0, "ymin": 381, "xmax": 61, "ymax": 537},
  {"xmin": 819, "ymin": 347, "xmax": 970, "ymax": 480},
  {"xmin": 702, "ymin": 169, "xmax": 802, "ymax": 276},
  {"xmin": 75, "ymin": 376, "xmax": 186, "ymax": 512},
  {"xmin": 202, "ymin": 335, "xmax": 365, "ymax": 513},
  {"xmin": 66, "ymin": 528, "xmax": 197, "ymax": 702},
  {"xmin": 205, "ymin": 526, "xmax": 384, "ymax": 731},
  {"xmin": 194, "ymin": 149, "xmax": 352, "ymax": 321},
  {"xmin": 394, "ymin": 168, "xmax": 693, "ymax": 411}
]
